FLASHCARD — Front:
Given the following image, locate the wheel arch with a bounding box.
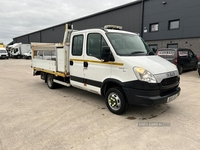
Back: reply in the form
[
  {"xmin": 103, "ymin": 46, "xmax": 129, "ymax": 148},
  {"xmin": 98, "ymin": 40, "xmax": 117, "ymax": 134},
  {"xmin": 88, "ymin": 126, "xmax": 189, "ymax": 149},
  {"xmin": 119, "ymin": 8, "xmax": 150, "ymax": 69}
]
[{"xmin": 101, "ymin": 78, "xmax": 125, "ymax": 97}]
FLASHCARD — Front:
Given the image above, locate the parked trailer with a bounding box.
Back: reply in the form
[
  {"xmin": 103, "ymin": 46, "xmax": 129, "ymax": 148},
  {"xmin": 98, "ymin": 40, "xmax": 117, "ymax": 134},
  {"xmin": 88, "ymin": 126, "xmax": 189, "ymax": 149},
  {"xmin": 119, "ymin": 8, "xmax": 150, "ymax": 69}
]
[{"xmin": 32, "ymin": 24, "xmax": 181, "ymax": 115}]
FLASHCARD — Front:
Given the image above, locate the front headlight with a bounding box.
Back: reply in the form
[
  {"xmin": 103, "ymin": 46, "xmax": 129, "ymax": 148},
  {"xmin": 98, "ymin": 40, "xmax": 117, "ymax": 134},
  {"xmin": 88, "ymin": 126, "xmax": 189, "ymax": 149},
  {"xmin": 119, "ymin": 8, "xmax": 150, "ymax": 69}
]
[{"xmin": 133, "ymin": 67, "xmax": 157, "ymax": 83}]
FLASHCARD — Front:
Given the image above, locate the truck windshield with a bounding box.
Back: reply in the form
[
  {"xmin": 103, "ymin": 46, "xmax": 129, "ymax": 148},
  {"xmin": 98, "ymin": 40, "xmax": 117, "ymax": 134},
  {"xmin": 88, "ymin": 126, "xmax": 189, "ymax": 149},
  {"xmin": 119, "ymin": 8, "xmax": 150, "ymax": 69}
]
[{"xmin": 106, "ymin": 33, "xmax": 151, "ymax": 56}]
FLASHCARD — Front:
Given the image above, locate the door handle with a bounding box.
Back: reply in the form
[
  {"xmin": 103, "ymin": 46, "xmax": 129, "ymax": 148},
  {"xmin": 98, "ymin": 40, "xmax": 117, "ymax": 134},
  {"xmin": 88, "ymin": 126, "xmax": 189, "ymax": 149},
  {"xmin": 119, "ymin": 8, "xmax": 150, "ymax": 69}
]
[
  {"xmin": 84, "ymin": 62, "xmax": 88, "ymax": 67},
  {"xmin": 70, "ymin": 60, "xmax": 73, "ymax": 66}
]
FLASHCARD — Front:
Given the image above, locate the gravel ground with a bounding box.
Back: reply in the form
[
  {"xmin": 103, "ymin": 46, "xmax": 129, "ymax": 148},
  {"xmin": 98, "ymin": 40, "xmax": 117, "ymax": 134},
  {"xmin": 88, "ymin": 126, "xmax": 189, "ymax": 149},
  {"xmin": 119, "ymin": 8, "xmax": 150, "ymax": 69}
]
[{"xmin": 0, "ymin": 59, "xmax": 200, "ymax": 150}]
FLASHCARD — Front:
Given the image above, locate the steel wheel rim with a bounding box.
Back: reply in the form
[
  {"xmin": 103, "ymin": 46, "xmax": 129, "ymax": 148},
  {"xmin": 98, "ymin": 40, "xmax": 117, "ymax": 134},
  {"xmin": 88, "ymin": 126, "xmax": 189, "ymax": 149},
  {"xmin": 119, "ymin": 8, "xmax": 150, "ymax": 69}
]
[{"xmin": 108, "ymin": 92, "xmax": 121, "ymax": 111}]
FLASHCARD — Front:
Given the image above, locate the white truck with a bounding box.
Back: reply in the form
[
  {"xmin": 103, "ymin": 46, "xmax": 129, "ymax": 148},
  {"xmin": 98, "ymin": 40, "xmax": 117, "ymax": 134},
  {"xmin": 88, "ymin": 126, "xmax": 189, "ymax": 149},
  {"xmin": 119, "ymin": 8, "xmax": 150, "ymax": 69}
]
[
  {"xmin": 10, "ymin": 43, "xmax": 31, "ymax": 58},
  {"xmin": 23, "ymin": 50, "xmax": 32, "ymax": 59},
  {"xmin": 31, "ymin": 24, "xmax": 181, "ymax": 115},
  {"xmin": 0, "ymin": 47, "xmax": 9, "ymax": 59}
]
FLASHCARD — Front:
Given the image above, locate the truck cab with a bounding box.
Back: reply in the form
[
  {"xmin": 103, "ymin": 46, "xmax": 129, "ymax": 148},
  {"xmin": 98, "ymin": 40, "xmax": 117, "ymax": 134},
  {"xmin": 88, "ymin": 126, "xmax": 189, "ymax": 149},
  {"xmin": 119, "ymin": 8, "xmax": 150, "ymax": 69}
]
[
  {"xmin": 10, "ymin": 43, "xmax": 20, "ymax": 58},
  {"xmin": 10, "ymin": 43, "xmax": 31, "ymax": 58},
  {"xmin": 69, "ymin": 26, "xmax": 180, "ymax": 114},
  {"xmin": 32, "ymin": 25, "xmax": 181, "ymax": 115}
]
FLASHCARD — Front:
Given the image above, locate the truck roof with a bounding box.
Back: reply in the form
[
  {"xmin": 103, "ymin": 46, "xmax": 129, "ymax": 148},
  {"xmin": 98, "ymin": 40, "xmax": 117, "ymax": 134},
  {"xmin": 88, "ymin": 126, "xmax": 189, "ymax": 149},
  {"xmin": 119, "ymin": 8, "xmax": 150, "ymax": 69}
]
[
  {"xmin": 106, "ymin": 29, "xmax": 138, "ymax": 35},
  {"xmin": 73, "ymin": 28, "xmax": 138, "ymax": 36}
]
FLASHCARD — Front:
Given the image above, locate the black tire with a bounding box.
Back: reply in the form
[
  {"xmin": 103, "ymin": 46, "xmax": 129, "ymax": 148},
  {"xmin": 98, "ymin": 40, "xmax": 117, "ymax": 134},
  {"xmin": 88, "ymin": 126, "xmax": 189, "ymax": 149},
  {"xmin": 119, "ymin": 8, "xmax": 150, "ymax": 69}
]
[
  {"xmin": 46, "ymin": 74, "xmax": 56, "ymax": 89},
  {"xmin": 178, "ymin": 65, "xmax": 183, "ymax": 75},
  {"xmin": 193, "ymin": 63, "xmax": 198, "ymax": 70},
  {"xmin": 105, "ymin": 87, "xmax": 128, "ymax": 115}
]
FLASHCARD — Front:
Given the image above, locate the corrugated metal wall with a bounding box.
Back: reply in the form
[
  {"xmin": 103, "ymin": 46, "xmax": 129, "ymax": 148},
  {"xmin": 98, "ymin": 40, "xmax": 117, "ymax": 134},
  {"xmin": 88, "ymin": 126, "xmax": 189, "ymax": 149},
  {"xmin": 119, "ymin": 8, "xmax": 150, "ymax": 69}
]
[
  {"xmin": 14, "ymin": 35, "xmax": 29, "ymax": 44},
  {"xmin": 40, "ymin": 25, "xmax": 65, "ymax": 43},
  {"xmin": 29, "ymin": 32, "xmax": 41, "ymax": 43},
  {"xmin": 72, "ymin": 3, "xmax": 142, "ymax": 33}
]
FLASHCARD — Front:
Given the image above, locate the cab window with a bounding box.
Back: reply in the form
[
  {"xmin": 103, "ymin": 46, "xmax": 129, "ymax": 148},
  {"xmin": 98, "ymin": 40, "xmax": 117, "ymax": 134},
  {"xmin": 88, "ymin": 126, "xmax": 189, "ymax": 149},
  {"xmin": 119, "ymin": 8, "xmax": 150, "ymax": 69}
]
[
  {"xmin": 188, "ymin": 50, "xmax": 194, "ymax": 58},
  {"xmin": 178, "ymin": 51, "xmax": 188, "ymax": 57},
  {"xmin": 72, "ymin": 35, "xmax": 83, "ymax": 56},
  {"xmin": 87, "ymin": 33, "xmax": 108, "ymax": 59}
]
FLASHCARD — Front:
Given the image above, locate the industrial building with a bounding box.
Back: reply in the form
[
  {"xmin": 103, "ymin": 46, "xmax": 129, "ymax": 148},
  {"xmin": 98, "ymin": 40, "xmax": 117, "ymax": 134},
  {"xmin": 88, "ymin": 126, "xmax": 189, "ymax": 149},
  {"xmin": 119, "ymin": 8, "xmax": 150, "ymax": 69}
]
[{"xmin": 13, "ymin": 0, "xmax": 200, "ymax": 55}]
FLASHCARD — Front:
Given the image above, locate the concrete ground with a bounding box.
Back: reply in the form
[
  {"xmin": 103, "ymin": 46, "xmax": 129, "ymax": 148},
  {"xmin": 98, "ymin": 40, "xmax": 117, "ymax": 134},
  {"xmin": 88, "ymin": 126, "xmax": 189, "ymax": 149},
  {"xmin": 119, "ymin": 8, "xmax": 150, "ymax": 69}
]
[{"xmin": 0, "ymin": 59, "xmax": 200, "ymax": 150}]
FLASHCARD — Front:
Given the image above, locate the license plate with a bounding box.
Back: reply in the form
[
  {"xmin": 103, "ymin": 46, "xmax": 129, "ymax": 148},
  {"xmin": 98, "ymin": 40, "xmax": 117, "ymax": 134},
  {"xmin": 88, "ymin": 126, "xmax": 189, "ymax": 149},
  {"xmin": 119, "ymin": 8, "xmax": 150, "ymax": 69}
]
[{"xmin": 167, "ymin": 93, "xmax": 179, "ymax": 103}]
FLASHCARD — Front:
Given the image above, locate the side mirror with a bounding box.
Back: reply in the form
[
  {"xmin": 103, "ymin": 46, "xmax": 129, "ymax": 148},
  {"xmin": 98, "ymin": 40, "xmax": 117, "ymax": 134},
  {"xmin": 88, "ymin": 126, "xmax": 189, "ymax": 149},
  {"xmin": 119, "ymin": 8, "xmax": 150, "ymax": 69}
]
[
  {"xmin": 148, "ymin": 51, "xmax": 155, "ymax": 55},
  {"xmin": 101, "ymin": 46, "xmax": 111, "ymax": 62}
]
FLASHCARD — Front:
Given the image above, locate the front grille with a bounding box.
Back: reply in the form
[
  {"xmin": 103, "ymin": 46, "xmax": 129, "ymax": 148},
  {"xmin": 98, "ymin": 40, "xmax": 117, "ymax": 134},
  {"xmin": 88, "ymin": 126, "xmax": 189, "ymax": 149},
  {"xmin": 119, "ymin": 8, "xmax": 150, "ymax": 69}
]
[
  {"xmin": 161, "ymin": 76, "xmax": 179, "ymax": 86},
  {"xmin": 160, "ymin": 86, "xmax": 178, "ymax": 96}
]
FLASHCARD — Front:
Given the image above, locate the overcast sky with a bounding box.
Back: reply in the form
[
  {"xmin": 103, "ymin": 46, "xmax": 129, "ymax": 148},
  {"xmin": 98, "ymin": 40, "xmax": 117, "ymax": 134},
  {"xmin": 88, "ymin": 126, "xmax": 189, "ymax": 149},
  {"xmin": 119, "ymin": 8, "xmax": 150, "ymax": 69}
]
[{"xmin": 0, "ymin": 0, "xmax": 137, "ymax": 45}]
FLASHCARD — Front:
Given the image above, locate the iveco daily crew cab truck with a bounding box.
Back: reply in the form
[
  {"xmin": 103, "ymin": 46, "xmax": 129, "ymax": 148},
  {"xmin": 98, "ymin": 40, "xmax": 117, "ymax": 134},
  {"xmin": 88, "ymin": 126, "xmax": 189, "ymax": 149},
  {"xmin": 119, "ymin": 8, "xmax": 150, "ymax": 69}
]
[{"xmin": 32, "ymin": 24, "xmax": 181, "ymax": 115}]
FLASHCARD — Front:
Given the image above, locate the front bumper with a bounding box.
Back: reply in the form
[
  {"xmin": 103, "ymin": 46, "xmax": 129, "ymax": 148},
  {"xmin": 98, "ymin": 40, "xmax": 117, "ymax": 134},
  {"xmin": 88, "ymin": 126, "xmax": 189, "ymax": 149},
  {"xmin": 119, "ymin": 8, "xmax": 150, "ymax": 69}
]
[
  {"xmin": 0, "ymin": 55, "xmax": 8, "ymax": 59},
  {"xmin": 123, "ymin": 86, "xmax": 181, "ymax": 106}
]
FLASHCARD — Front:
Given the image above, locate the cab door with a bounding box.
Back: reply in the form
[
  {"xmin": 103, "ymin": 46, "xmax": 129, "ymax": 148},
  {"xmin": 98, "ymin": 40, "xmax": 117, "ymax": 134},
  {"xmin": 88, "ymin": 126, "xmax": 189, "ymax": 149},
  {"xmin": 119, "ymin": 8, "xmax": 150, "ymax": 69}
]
[
  {"xmin": 178, "ymin": 50, "xmax": 189, "ymax": 69},
  {"xmin": 83, "ymin": 32, "xmax": 111, "ymax": 94},
  {"xmin": 69, "ymin": 33, "xmax": 85, "ymax": 90},
  {"xmin": 188, "ymin": 50, "xmax": 197, "ymax": 69}
]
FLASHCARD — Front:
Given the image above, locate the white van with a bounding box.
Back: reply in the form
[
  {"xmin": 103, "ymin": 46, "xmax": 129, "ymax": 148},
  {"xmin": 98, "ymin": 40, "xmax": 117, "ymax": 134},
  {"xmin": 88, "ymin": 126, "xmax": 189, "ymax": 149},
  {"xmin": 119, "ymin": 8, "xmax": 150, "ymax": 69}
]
[
  {"xmin": 32, "ymin": 25, "xmax": 181, "ymax": 115},
  {"xmin": 0, "ymin": 48, "xmax": 9, "ymax": 59},
  {"xmin": 23, "ymin": 50, "xmax": 32, "ymax": 59}
]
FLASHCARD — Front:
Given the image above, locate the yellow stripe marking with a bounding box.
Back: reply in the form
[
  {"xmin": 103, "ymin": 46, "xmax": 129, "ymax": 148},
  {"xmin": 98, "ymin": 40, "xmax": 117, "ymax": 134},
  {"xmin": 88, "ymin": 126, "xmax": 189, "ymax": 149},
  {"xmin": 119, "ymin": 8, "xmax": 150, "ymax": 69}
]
[
  {"xmin": 70, "ymin": 59, "xmax": 124, "ymax": 66},
  {"xmin": 33, "ymin": 67, "xmax": 69, "ymax": 77}
]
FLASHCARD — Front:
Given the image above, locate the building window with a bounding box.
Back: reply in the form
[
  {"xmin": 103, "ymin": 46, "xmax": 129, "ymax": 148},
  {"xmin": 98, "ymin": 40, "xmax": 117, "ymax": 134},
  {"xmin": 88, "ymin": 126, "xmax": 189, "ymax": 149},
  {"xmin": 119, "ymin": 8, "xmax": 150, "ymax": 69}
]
[
  {"xmin": 169, "ymin": 20, "xmax": 180, "ymax": 30},
  {"xmin": 150, "ymin": 23, "xmax": 159, "ymax": 32},
  {"xmin": 167, "ymin": 43, "xmax": 178, "ymax": 48},
  {"xmin": 149, "ymin": 44, "xmax": 158, "ymax": 53}
]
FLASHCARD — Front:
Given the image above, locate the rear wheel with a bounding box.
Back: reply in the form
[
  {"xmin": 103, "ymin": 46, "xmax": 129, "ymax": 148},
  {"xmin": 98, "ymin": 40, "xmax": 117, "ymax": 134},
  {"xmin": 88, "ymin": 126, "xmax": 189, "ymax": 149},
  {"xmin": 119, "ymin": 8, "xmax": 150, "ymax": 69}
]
[
  {"xmin": 105, "ymin": 87, "xmax": 128, "ymax": 115},
  {"xmin": 47, "ymin": 74, "xmax": 56, "ymax": 89}
]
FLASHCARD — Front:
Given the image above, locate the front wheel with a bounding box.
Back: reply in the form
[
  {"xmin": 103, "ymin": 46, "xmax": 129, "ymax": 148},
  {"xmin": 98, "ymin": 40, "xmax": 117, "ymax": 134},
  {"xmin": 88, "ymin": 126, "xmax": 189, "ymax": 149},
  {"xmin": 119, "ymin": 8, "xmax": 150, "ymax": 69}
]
[
  {"xmin": 178, "ymin": 65, "xmax": 183, "ymax": 75},
  {"xmin": 193, "ymin": 63, "xmax": 198, "ymax": 70},
  {"xmin": 47, "ymin": 74, "xmax": 56, "ymax": 89},
  {"xmin": 105, "ymin": 87, "xmax": 128, "ymax": 115}
]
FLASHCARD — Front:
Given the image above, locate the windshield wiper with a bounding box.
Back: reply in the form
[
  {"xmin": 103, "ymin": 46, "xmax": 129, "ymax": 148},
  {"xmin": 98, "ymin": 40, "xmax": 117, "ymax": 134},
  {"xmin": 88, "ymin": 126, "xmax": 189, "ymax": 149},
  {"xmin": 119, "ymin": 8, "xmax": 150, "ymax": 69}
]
[{"xmin": 130, "ymin": 51, "xmax": 145, "ymax": 55}]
